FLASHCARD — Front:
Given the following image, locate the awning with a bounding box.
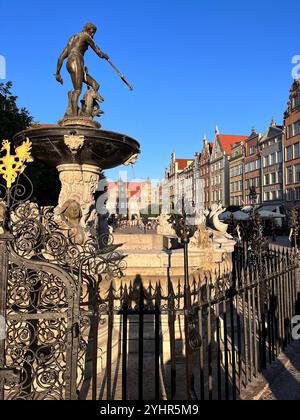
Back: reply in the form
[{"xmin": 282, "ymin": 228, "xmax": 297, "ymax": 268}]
[
  {"xmin": 259, "ymin": 205, "xmax": 280, "ymax": 212},
  {"xmin": 258, "ymin": 210, "xmax": 285, "ymax": 219}
]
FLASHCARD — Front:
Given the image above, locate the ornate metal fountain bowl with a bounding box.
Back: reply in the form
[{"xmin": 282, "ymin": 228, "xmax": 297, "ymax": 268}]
[{"xmin": 13, "ymin": 125, "xmax": 140, "ymax": 169}]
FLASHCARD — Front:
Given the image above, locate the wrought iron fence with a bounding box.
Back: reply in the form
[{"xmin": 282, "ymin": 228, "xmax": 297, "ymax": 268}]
[
  {"xmin": 0, "ymin": 175, "xmax": 299, "ymax": 400},
  {"xmin": 80, "ymin": 244, "xmax": 299, "ymax": 401}
]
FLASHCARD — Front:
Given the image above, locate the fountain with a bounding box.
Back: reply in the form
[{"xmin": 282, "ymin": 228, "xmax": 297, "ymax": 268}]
[{"xmin": 13, "ymin": 23, "xmax": 140, "ymax": 244}]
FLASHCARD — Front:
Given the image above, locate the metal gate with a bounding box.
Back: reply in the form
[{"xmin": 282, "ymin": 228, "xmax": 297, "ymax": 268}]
[
  {"xmin": 0, "ymin": 181, "xmax": 125, "ymax": 400},
  {"xmin": 0, "ymin": 237, "xmax": 80, "ymax": 400}
]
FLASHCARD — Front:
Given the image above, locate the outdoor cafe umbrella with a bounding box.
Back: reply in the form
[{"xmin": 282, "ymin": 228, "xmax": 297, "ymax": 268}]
[
  {"xmin": 219, "ymin": 211, "xmax": 232, "ymax": 220},
  {"xmin": 219, "ymin": 211, "xmax": 250, "ymax": 221},
  {"xmin": 232, "ymin": 211, "xmax": 250, "ymax": 221},
  {"xmin": 258, "ymin": 210, "xmax": 285, "ymax": 219}
]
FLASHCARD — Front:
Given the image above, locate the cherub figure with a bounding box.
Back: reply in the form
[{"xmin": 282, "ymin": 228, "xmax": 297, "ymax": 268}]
[{"xmin": 58, "ymin": 199, "xmax": 85, "ymax": 245}]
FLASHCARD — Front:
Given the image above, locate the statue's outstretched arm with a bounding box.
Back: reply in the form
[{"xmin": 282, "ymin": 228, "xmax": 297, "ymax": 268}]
[
  {"xmin": 88, "ymin": 37, "xmax": 109, "ymax": 61},
  {"xmin": 55, "ymin": 46, "xmax": 68, "ymax": 84}
]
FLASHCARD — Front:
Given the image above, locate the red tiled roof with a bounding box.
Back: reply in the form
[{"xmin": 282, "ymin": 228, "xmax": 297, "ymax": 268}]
[
  {"xmin": 175, "ymin": 158, "xmax": 194, "ymax": 170},
  {"xmin": 217, "ymin": 135, "xmax": 247, "ymax": 156},
  {"xmin": 107, "ymin": 182, "xmax": 143, "ymax": 199}
]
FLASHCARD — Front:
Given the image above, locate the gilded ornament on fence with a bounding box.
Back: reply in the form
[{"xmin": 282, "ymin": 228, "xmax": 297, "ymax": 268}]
[{"xmin": 0, "ymin": 139, "xmax": 33, "ymax": 188}]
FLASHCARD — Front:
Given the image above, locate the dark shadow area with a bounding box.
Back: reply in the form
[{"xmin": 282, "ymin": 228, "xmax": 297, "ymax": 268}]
[
  {"xmin": 24, "ymin": 161, "xmax": 61, "ymax": 206},
  {"xmin": 126, "ymin": 275, "xmax": 157, "ymax": 400}
]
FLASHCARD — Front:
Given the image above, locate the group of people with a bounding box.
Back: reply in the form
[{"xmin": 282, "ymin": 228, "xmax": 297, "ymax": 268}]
[{"xmin": 108, "ymin": 216, "xmax": 159, "ymax": 233}]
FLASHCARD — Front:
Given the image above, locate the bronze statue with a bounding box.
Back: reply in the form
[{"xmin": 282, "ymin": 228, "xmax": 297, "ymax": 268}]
[
  {"xmin": 55, "ymin": 23, "xmax": 133, "ymax": 120},
  {"xmin": 56, "ymin": 23, "xmax": 108, "ymax": 118}
]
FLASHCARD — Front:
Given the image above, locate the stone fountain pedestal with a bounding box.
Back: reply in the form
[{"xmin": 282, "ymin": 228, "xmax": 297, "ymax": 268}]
[{"xmin": 56, "ymin": 163, "xmax": 102, "ymax": 227}]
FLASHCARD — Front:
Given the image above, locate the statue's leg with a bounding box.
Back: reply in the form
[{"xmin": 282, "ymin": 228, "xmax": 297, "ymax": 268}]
[
  {"xmin": 67, "ymin": 55, "xmax": 84, "ymax": 116},
  {"xmin": 86, "ymin": 74, "xmax": 104, "ymax": 102},
  {"xmin": 85, "ymin": 74, "xmax": 104, "ymax": 103},
  {"xmin": 85, "ymin": 73, "xmax": 100, "ymax": 92},
  {"xmin": 65, "ymin": 91, "xmax": 73, "ymax": 116}
]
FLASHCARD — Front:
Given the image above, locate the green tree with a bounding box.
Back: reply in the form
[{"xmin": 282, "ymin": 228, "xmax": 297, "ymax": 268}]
[
  {"xmin": 0, "ymin": 81, "xmax": 33, "ymax": 140},
  {"xmin": 0, "ymin": 82, "xmax": 61, "ymax": 206}
]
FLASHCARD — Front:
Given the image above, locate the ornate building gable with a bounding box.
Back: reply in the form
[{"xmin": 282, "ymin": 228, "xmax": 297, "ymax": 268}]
[
  {"xmin": 230, "ymin": 141, "xmax": 244, "ymax": 160},
  {"xmin": 211, "ymin": 136, "xmax": 223, "ymax": 163},
  {"xmin": 200, "ymin": 136, "xmax": 213, "ymax": 166},
  {"xmin": 211, "ymin": 128, "xmax": 247, "ymax": 163},
  {"xmin": 285, "ymin": 79, "xmax": 300, "ymax": 119},
  {"xmin": 260, "ymin": 119, "xmax": 283, "ymax": 145},
  {"xmin": 244, "ymin": 129, "xmax": 262, "ymax": 157}
]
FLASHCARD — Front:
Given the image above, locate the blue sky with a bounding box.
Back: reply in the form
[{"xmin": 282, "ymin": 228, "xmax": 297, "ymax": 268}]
[{"xmin": 0, "ymin": 0, "xmax": 299, "ymax": 181}]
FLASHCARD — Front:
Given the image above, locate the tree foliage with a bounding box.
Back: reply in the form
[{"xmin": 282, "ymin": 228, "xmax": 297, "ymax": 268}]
[
  {"xmin": 0, "ymin": 81, "xmax": 61, "ymax": 206},
  {"xmin": 0, "ymin": 81, "xmax": 33, "ymax": 140}
]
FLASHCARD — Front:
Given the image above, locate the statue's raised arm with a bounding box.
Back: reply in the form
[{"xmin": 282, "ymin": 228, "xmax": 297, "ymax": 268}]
[{"xmin": 55, "ymin": 23, "xmax": 133, "ymax": 126}]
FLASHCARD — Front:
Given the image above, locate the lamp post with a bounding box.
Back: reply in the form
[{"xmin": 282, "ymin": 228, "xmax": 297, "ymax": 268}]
[
  {"xmin": 168, "ymin": 197, "xmax": 196, "ymax": 290},
  {"xmin": 288, "ymin": 207, "xmax": 299, "ymax": 249},
  {"xmin": 168, "ymin": 197, "xmax": 198, "ymax": 400},
  {"xmin": 249, "ymin": 186, "xmax": 257, "ymax": 214}
]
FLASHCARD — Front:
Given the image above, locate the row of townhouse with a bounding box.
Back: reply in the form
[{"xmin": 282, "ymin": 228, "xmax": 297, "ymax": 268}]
[{"xmin": 163, "ymin": 79, "xmax": 300, "ymax": 213}]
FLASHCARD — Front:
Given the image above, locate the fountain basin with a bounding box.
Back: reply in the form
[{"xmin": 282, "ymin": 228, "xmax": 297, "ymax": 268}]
[{"xmin": 13, "ymin": 125, "xmax": 140, "ymax": 169}]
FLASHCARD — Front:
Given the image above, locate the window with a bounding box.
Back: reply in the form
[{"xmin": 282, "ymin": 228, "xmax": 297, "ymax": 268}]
[
  {"xmin": 296, "ymin": 187, "xmax": 300, "ymax": 201},
  {"xmin": 287, "ymin": 125, "xmax": 293, "ymax": 139},
  {"xmin": 287, "ymin": 167, "xmax": 294, "ymax": 185},
  {"xmin": 264, "ymin": 156, "xmax": 269, "ymax": 167},
  {"xmin": 271, "ymin": 173, "xmax": 276, "ymax": 184},
  {"xmin": 249, "ymin": 146, "xmax": 256, "ymax": 155},
  {"xmin": 294, "ymin": 143, "xmax": 300, "ymax": 159},
  {"xmin": 286, "ymin": 146, "xmax": 293, "ymax": 161},
  {"xmin": 295, "ymin": 120, "xmax": 300, "ymax": 136},
  {"xmin": 264, "ymin": 174, "xmax": 270, "ymax": 185},
  {"xmin": 264, "ymin": 192, "xmax": 270, "ymax": 201},
  {"xmin": 277, "ymin": 151, "xmax": 283, "ymax": 163},
  {"xmin": 295, "ymin": 164, "xmax": 300, "ymax": 183},
  {"xmin": 287, "ymin": 189, "xmax": 295, "ymax": 201},
  {"xmin": 271, "ymin": 153, "xmax": 276, "ymax": 165},
  {"xmin": 293, "ymin": 94, "xmax": 300, "ymax": 108}
]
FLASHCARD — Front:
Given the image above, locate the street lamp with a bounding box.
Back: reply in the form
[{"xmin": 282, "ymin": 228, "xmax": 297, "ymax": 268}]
[
  {"xmin": 249, "ymin": 186, "xmax": 257, "ymax": 209},
  {"xmin": 168, "ymin": 197, "xmax": 199, "ymax": 400},
  {"xmin": 168, "ymin": 197, "xmax": 197, "ymax": 290}
]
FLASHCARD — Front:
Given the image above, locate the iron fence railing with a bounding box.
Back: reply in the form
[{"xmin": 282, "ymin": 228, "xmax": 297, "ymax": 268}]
[{"xmin": 81, "ymin": 245, "xmax": 299, "ymax": 401}]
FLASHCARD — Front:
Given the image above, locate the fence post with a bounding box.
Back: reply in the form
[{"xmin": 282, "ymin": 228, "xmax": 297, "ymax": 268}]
[
  {"xmin": 0, "ymin": 233, "xmax": 14, "ymax": 400},
  {"xmin": 296, "ymin": 253, "xmax": 300, "ymax": 315}
]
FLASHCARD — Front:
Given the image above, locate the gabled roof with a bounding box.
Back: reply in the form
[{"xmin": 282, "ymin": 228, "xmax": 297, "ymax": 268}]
[
  {"xmin": 217, "ymin": 134, "xmax": 248, "ymax": 156},
  {"xmin": 261, "ymin": 125, "xmax": 283, "ymax": 143},
  {"xmin": 175, "ymin": 158, "xmax": 194, "ymax": 171},
  {"xmin": 108, "ymin": 181, "xmax": 143, "ymax": 198}
]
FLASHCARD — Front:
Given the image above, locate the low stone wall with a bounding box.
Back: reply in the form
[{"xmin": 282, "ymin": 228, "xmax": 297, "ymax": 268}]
[{"xmin": 114, "ymin": 234, "xmax": 165, "ymax": 251}]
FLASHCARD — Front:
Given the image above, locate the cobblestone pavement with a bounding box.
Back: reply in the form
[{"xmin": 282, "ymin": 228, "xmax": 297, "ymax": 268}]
[{"xmin": 241, "ymin": 340, "xmax": 300, "ymax": 400}]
